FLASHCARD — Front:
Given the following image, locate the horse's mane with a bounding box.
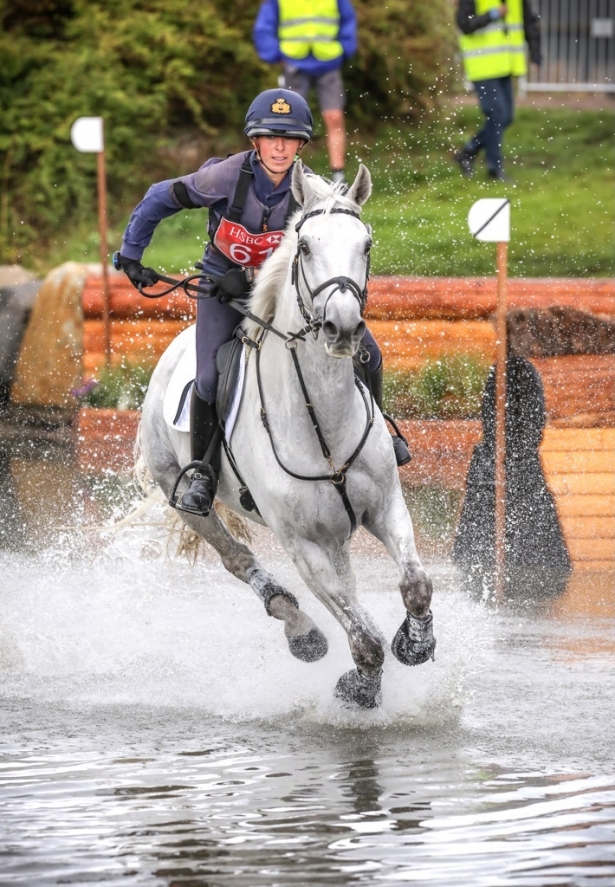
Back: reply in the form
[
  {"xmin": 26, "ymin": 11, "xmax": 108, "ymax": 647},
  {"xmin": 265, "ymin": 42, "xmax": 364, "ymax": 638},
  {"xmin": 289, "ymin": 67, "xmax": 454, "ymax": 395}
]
[{"xmin": 245, "ymin": 175, "xmax": 362, "ymax": 338}]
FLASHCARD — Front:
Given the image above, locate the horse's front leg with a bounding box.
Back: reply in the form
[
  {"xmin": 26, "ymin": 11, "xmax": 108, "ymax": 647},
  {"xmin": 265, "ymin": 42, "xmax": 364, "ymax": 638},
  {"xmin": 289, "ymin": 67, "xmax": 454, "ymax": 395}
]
[
  {"xmin": 367, "ymin": 492, "xmax": 436, "ymax": 667},
  {"xmin": 285, "ymin": 537, "xmax": 385, "ymax": 708}
]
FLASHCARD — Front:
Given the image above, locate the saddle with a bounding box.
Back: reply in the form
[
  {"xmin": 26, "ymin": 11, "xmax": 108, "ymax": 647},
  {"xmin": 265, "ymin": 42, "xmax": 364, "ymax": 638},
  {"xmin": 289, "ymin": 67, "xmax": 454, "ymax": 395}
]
[
  {"xmin": 215, "ymin": 331, "xmax": 244, "ymax": 428},
  {"xmin": 215, "ymin": 329, "xmax": 259, "ymax": 514}
]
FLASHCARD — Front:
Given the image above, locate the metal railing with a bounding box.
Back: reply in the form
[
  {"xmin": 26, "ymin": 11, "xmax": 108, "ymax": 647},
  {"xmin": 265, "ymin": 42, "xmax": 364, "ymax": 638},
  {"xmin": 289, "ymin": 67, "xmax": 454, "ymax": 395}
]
[{"xmin": 523, "ymin": 0, "xmax": 615, "ymax": 92}]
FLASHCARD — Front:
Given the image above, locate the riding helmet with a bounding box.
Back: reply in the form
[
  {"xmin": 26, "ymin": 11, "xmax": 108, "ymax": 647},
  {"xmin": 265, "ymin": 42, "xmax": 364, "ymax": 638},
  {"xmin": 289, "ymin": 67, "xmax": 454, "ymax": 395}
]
[{"xmin": 244, "ymin": 88, "xmax": 313, "ymax": 142}]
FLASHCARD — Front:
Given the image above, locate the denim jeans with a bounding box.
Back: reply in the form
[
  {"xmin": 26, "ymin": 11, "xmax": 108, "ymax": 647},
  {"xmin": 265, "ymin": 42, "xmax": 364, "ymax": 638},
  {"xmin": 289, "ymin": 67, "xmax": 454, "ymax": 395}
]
[{"xmin": 465, "ymin": 76, "xmax": 514, "ymax": 174}]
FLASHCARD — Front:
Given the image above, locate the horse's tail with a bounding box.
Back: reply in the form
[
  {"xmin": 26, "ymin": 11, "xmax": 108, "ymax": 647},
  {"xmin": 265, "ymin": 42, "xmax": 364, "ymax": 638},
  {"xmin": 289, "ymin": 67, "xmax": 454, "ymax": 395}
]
[{"xmin": 132, "ymin": 419, "xmax": 157, "ymax": 500}]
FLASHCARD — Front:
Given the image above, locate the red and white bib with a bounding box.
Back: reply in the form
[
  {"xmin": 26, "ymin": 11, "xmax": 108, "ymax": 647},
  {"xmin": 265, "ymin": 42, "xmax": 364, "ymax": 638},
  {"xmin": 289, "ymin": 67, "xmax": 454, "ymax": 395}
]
[{"xmin": 213, "ymin": 217, "xmax": 285, "ymax": 268}]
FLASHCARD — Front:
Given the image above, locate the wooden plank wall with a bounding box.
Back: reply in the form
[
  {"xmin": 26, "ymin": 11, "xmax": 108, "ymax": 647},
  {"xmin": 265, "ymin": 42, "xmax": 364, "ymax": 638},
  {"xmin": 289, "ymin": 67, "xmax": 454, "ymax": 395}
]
[
  {"xmin": 398, "ymin": 422, "xmax": 615, "ymax": 573},
  {"xmin": 78, "ymin": 271, "xmax": 615, "ymax": 571},
  {"xmin": 541, "ymin": 428, "xmax": 615, "ymax": 572}
]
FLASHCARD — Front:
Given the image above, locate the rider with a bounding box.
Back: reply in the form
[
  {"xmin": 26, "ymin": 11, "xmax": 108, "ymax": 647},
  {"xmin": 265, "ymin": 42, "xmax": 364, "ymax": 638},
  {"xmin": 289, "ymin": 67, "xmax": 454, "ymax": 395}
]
[{"xmin": 115, "ymin": 88, "xmax": 410, "ymax": 517}]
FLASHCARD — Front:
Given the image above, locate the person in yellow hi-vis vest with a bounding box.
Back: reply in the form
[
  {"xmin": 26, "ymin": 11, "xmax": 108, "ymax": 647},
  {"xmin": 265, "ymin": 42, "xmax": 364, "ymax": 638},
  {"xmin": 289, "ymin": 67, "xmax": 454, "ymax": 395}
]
[
  {"xmin": 253, "ymin": 0, "xmax": 357, "ymax": 185},
  {"xmin": 455, "ymin": 0, "xmax": 541, "ymax": 181}
]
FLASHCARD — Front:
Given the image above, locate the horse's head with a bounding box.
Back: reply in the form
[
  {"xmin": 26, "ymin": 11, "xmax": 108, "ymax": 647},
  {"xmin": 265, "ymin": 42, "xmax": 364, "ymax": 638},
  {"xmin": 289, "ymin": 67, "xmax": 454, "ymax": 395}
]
[{"xmin": 290, "ymin": 162, "xmax": 373, "ymax": 358}]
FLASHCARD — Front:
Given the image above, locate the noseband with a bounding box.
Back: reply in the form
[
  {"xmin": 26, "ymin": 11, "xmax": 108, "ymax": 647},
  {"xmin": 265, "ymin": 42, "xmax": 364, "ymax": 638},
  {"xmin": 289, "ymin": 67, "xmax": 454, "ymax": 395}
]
[{"xmin": 291, "ymin": 208, "xmax": 371, "ymax": 329}]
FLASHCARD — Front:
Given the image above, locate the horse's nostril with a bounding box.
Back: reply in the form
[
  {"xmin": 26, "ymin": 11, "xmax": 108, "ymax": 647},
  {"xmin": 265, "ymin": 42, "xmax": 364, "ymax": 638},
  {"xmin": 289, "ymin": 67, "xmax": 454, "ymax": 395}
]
[
  {"xmin": 322, "ymin": 321, "xmax": 338, "ymax": 342},
  {"xmin": 355, "ymin": 319, "xmax": 366, "ymax": 340}
]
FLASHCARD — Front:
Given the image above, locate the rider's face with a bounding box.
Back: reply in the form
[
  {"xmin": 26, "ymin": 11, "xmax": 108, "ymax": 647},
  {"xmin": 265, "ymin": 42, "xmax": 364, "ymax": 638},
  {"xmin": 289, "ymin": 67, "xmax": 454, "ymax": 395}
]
[{"xmin": 252, "ymin": 135, "xmax": 304, "ymax": 180}]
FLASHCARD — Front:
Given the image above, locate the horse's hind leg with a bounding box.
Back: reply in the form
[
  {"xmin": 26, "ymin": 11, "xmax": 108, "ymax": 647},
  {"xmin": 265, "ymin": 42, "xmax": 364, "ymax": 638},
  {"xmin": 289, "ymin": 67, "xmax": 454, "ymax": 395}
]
[
  {"xmin": 176, "ymin": 509, "xmax": 328, "ymax": 663},
  {"xmin": 246, "ymin": 564, "xmax": 328, "ymax": 662},
  {"xmin": 367, "ymin": 494, "xmax": 436, "ymax": 667}
]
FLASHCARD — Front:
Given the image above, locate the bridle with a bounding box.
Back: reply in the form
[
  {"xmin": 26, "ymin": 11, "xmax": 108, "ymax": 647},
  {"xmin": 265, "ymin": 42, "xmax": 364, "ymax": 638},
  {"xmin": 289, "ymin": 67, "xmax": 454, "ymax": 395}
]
[
  {"xmin": 290, "ymin": 207, "xmax": 371, "ymax": 332},
  {"xmin": 241, "ymin": 204, "xmax": 375, "ymax": 535}
]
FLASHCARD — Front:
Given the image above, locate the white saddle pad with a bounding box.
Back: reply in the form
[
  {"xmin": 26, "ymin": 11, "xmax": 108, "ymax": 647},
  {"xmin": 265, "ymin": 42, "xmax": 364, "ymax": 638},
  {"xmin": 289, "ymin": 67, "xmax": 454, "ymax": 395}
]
[{"xmin": 162, "ymin": 326, "xmax": 245, "ymax": 442}]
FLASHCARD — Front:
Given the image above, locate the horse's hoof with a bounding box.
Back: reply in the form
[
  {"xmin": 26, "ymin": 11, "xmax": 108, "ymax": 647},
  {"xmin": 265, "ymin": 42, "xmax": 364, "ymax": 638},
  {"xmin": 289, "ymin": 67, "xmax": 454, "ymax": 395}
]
[
  {"xmin": 334, "ymin": 668, "xmax": 382, "ymax": 709},
  {"xmin": 391, "ymin": 610, "xmax": 436, "ymax": 666},
  {"xmin": 288, "ymin": 628, "xmax": 328, "ymax": 663}
]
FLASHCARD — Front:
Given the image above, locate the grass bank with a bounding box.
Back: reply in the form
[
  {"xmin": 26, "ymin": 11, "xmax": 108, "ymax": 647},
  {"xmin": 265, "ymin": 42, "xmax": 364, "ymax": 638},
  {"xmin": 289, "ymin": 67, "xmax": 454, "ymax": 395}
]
[{"xmin": 44, "ymin": 105, "xmax": 614, "ymax": 278}]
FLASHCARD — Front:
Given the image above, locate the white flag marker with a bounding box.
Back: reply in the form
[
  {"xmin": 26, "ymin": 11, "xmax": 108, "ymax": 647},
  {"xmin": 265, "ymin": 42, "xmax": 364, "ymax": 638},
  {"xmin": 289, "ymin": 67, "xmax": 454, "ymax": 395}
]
[
  {"xmin": 70, "ymin": 117, "xmax": 104, "ymax": 153},
  {"xmin": 70, "ymin": 116, "xmax": 110, "ymax": 363},
  {"xmin": 468, "ymin": 198, "xmax": 510, "ymax": 242}
]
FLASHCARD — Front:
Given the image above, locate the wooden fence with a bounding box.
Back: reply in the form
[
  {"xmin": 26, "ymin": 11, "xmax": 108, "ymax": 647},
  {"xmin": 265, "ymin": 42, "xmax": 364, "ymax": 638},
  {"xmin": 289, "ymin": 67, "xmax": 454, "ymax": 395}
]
[{"xmin": 15, "ymin": 264, "xmax": 615, "ymax": 571}]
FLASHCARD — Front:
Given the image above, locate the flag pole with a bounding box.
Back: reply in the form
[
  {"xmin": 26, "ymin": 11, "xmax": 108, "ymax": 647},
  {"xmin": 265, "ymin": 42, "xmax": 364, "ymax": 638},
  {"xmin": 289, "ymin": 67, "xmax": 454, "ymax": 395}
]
[
  {"xmin": 494, "ymin": 240, "xmax": 508, "ymax": 602},
  {"xmin": 96, "ymin": 127, "xmax": 111, "ymax": 366}
]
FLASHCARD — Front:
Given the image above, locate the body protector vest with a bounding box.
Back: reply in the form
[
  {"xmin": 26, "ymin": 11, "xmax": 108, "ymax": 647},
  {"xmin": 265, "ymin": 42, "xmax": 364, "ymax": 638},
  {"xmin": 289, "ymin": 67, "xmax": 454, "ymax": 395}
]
[
  {"xmin": 278, "ymin": 0, "xmax": 343, "ymax": 62},
  {"xmin": 212, "ymin": 158, "xmax": 297, "ymax": 268},
  {"xmin": 459, "ymin": 0, "xmax": 527, "ymax": 81}
]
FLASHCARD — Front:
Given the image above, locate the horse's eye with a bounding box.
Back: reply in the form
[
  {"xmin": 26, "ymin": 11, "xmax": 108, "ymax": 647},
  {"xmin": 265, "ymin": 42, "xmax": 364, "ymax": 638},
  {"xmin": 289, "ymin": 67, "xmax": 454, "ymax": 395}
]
[
  {"xmin": 299, "ymin": 240, "xmax": 310, "ymax": 257},
  {"xmin": 365, "ymin": 239, "xmax": 372, "ymax": 254}
]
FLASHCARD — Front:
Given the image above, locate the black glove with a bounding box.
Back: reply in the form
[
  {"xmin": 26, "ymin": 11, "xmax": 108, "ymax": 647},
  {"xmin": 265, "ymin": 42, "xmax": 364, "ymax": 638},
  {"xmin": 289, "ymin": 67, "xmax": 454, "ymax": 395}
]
[
  {"xmin": 211, "ymin": 268, "xmax": 252, "ymax": 303},
  {"xmin": 116, "ymin": 254, "xmax": 159, "ymax": 290}
]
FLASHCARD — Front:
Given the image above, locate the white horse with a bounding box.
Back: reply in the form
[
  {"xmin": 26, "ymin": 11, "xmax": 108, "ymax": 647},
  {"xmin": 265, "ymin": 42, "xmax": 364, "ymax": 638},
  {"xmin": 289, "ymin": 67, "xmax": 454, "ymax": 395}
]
[{"xmin": 139, "ymin": 163, "xmax": 435, "ymax": 708}]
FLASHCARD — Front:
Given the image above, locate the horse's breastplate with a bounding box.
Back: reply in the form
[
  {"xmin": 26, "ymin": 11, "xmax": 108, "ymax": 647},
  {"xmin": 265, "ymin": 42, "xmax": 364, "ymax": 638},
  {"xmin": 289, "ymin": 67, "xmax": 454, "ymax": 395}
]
[{"xmin": 213, "ymin": 216, "xmax": 286, "ymax": 268}]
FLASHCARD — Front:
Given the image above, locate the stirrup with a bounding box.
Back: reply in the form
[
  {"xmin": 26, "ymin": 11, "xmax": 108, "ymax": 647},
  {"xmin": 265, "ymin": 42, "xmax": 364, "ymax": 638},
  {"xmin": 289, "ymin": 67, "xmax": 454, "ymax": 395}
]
[
  {"xmin": 169, "ymin": 460, "xmax": 216, "ymax": 516},
  {"xmin": 383, "ymin": 413, "xmax": 411, "ymax": 465}
]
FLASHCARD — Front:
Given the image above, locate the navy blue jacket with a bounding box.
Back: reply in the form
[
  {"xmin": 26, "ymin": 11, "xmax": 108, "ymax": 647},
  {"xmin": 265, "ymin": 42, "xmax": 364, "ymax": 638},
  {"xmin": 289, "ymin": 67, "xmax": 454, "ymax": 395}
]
[{"xmin": 120, "ymin": 151, "xmax": 299, "ymax": 278}]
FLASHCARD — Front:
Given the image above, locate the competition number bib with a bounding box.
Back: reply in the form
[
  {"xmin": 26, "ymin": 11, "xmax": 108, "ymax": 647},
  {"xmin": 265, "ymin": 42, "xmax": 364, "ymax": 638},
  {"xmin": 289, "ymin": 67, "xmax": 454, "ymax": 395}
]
[{"xmin": 214, "ymin": 217, "xmax": 285, "ymax": 268}]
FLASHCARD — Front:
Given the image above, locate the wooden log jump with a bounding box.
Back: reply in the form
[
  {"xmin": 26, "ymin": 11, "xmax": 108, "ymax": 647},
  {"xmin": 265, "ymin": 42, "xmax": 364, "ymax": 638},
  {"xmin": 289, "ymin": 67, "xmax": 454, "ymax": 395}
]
[
  {"xmin": 82, "ymin": 272, "xmax": 615, "ymax": 322},
  {"xmin": 14, "ymin": 263, "xmax": 615, "ymax": 572}
]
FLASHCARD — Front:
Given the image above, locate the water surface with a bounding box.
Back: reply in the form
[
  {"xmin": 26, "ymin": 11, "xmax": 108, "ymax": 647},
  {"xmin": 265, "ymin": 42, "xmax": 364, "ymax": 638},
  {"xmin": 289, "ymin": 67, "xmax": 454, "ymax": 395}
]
[{"xmin": 1, "ymin": 456, "xmax": 614, "ymax": 886}]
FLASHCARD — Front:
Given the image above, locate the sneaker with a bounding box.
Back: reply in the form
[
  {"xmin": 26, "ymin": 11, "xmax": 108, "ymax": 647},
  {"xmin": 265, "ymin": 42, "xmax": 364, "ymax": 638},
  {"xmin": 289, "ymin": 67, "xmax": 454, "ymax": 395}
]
[{"xmin": 454, "ymin": 150, "xmax": 475, "ymax": 178}]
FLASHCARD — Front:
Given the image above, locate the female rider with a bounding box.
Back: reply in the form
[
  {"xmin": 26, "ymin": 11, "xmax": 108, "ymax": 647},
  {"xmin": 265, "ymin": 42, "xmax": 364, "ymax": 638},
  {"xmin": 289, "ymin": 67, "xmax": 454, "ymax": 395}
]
[{"xmin": 115, "ymin": 88, "xmax": 409, "ymax": 517}]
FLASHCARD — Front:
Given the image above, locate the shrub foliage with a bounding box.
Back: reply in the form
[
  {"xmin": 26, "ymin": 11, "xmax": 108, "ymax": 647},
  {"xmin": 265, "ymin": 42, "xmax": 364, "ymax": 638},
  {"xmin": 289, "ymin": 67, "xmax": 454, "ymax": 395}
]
[{"xmin": 0, "ymin": 0, "xmax": 454, "ymax": 265}]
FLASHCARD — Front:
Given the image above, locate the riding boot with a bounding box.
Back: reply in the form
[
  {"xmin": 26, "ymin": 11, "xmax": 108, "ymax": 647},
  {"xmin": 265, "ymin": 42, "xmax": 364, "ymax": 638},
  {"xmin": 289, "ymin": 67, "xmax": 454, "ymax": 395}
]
[
  {"xmin": 369, "ymin": 362, "xmax": 412, "ymax": 467},
  {"xmin": 179, "ymin": 389, "xmax": 221, "ymax": 516}
]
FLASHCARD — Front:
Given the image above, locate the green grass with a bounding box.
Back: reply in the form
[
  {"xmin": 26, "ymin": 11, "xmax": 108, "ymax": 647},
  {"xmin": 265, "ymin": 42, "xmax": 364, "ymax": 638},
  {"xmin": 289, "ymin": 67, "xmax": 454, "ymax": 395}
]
[
  {"xmin": 352, "ymin": 105, "xmax": 615, "ymax": 277},
  {"xmin": 74, "ymin": 362, "xmax": 153, "ymax": 410},
  {"xmin": 384, "ymin": 354, "xmax": 491, "ymax": 419},
  {"xmin": 45, "ymin": 105, "xmax": 614, "ymax": 278},
  {"xmin": 145, "ymin": 105, "xmax": 615, "ymax": 278}
]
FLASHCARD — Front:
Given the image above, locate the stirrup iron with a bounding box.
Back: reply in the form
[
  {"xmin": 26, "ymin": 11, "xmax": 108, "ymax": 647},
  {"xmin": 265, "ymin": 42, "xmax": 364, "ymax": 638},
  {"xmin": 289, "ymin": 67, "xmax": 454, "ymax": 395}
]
[{"xmin": 169, "ymin": 460, "xmax": 216, "ymax": 516}]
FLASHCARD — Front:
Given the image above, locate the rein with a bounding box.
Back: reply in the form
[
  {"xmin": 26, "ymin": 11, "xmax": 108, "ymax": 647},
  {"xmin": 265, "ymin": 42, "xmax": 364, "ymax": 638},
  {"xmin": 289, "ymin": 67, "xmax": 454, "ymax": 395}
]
[
  {"xmin": 134, "ymin": 202, "xmax": 374, "ymax": 534},
  {"xmin": 253, "ymin": 336, "xmax": 374, "ymax": 536},
  {"xmin": 246, "ymin": 205, "xmax": 374, "ymax": 535},
  {"xmin": 138, "ymin": 270, "xmax": 320, "ymax": 346}
]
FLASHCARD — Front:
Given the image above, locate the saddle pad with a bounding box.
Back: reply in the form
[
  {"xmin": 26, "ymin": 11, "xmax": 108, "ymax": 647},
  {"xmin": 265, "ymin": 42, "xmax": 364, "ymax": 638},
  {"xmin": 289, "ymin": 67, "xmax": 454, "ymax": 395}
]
[
  {"xmin": 162, "ymin": 326, "xmax": 246, "ymax": 443},
  {"xmin": 162, "ymin": 326, "xmax": 196, "ymax": 432}
]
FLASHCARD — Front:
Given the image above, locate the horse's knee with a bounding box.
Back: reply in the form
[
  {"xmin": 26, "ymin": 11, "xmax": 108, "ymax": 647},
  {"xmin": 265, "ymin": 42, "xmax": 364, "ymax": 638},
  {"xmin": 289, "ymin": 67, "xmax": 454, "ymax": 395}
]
[{"xmin": 400, "ymin": 565, "xmax": 433, "ymax": 616}]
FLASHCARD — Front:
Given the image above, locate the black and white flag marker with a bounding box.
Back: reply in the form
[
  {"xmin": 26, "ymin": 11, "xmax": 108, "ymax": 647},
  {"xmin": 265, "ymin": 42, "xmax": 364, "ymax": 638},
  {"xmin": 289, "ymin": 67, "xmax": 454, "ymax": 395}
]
[{"xmin": 468, "ymin": 197, "xmax": 511, "ymax": 601}]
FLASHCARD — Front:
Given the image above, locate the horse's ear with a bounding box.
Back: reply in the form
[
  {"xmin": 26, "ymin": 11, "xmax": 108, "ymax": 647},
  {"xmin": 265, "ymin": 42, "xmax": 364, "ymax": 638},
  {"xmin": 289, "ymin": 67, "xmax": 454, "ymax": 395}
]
[
  {"xmin": 346, "ymin": 163, "xmax": 372, "ymax": 207},
  {"xmin": 291, "ymin": 160, "xmax": 308, "ymax": 206}
]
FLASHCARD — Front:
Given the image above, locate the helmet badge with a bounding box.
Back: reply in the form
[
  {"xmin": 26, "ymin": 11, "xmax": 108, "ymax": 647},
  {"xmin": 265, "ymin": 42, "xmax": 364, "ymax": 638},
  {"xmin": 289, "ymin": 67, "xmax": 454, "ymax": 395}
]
[{"xmin": 271, "ymin": 98, "xmax": 291, "ymax": 114}]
